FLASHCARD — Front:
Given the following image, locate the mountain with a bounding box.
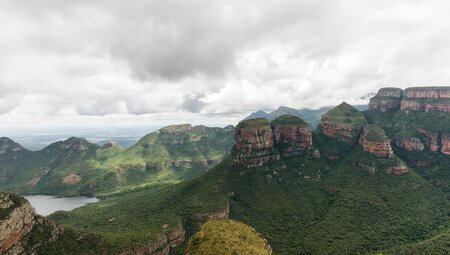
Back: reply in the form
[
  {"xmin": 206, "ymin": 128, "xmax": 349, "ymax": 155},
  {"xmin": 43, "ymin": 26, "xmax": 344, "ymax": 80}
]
[
  {"xmin": 47, "ymin": 90, "xmax": 449, "ymax": 254},
  {"xmin": 245, "ymin": 104, "xmax": 369, "ymax": 129},
  {"xmin": 0, "ymin": 124, "xmax": 234, "ymax": 196},
  {"xmin": 2, "ymin": 86, "xmax": 449, "ymax": 254}
]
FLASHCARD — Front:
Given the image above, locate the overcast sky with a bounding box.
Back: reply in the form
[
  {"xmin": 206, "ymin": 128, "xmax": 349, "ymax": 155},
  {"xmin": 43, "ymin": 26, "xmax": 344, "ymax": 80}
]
[{"xmin": 1, "ymin": 0, "xmax": 450, "ymax": 128}]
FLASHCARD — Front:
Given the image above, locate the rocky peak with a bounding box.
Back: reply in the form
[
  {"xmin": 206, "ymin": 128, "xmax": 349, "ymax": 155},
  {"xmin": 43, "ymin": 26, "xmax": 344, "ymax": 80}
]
[
  {"xmin": 60, "ymin": 137, "xmax": 90, "ymax": 152},
  {"xmin": 403, "ymin": 86, "xmax": 450, "ymax": 99},
  {"xmin": 319, "ymin": 102, "xmax": 367, "ymax": 144},
  {"xmin": 271, "ymin": 115, "xmax": 313, "ymax": 156},
  {"xmin": 359, "ymin": 125, "xmax": 393, "ymax": 157},
  {"xmin": 0, "ymin": 138, "xmax": 26, "ymax": 155},
  {"xmin": 102, "ymin": 140, "xmax": 119, "ymax": 149}
]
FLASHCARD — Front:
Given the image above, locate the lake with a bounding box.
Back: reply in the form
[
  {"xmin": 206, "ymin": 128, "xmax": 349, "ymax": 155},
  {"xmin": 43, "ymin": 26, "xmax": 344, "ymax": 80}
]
[{"xmin": 24, "ymin": 195, "xmax": 99, "ymax": 216}]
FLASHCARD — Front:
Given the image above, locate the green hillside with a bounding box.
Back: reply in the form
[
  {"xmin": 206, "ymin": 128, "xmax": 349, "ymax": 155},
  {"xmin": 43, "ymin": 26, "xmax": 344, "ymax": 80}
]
[
  {"xmin": 0, "ymin": 125, "xmax": 234, "ymax": 196},
  {"xmin": 185, "ymin": 220, "xmax": 272, "ymax": 255},
  {"xmin": 322, "ymin": 102, "xmax": 368, "ymax": 125}
]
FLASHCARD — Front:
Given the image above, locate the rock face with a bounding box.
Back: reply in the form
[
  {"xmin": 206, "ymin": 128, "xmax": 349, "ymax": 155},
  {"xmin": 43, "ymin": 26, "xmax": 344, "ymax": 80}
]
[
  {"xmin": 0, "ymin": 192, "xmax": 62, "ymax": 255},
  {"xmin": 440, "ymin": 133, "xmax": 450, "ymax": 155},
  {"xmin": 271, "ymin": 115, "xmax": 313, "ymax": 156},
  {"xmin": 232, "ymin": 118, "xmax": 279, "ymax": 168},
  {"xmin": 369, "ymin": 87, "xmax": 403, "ymax": 112},
  {"xmin": 369, "ymin": 86, "xmax": 450, "ymax": 113},
  {"xmin": 321, "ymin": 122, "xmax": 364, "ymax": 144},
  {"xmin": 319, "ymin": 102, "xmax": 367, "ymax": 144},
  {"xmin": 359, "ymin": 125, "xmax": 393, "ymax": 157},
  {"xmin": 119, "ymin": 223, "xmax": 185, "ymax": 255},
  {"xmin": 232, "ymin": 116, "xmax": 316, "ymax": 168},
  {"xmin": 394, "ymin": 136, "xmax": 425, "ymax": 152},
  {"xmin": 419, "ymin": 129, "xmax": 441, "ymax": 152}
]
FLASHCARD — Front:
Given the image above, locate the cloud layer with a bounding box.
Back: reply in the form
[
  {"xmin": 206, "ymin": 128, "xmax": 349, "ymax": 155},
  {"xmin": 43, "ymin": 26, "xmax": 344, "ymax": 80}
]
[{"xmin": 1, "ymin": 0, "xmax": 450, "ymax": 126}]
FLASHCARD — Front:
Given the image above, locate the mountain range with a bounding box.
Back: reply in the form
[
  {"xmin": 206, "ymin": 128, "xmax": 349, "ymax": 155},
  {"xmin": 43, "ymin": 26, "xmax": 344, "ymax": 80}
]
[{"xmin": 1, "ymin": 86, "xmax": 450, "ymax": 254}]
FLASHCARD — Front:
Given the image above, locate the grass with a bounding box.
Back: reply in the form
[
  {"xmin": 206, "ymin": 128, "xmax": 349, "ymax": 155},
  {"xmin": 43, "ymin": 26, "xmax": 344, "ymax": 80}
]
[
  {"xmin": 185, "ymin": 219, "xmax": 271, "ymax": 255},
  {"xmin": 322, "ymin": 102, "xmax": 368, "ymax": 125},
  {"xmin": 236, "ymin": 118, "xmax": 270, "ymax": 129},
  {"xmin": 365, "ymin": 124, "xmax": 389, "ymax": 142},
  {"xmin": 270, "ymin": 114, "xmax": 309, "ymax": 127}
]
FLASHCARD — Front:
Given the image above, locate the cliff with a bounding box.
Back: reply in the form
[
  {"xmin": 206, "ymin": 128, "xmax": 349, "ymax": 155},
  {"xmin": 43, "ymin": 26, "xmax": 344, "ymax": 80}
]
[
  {"xmin": 0, "ymin": 192, "xmax": 63, "ymax": 255},
  {"xmin": 271, "ymin": 115, "xmax": 313, "ymax": 156},
  {"xmin": 319, "ymin": 102, "xmax": 367, "ymax": 144},
  {"xmin": 232, "ymin": 118, "xmax": 279, "ymax": 168},
  {"xmin": 359, "ymin": 125, "xmax": 393, "ymax": 157},
  {"xmin": 232, "ymin": 115, "xmax": 316, "ymax": 167},
  {"xmin": 369, "ymin": 87, "xmax": 403, "ymax": 112},
  {"xmin": 370, "ymin": 86, "xmax": 450, "ymax": 113}
]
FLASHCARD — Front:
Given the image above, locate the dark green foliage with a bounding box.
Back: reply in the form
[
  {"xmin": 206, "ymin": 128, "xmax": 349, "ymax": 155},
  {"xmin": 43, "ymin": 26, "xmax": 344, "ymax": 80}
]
[
  {"xmin": 271, "ymin": 114, "xmax": 309, "ymax": 127},
  {"xmin": 322, "ymin": 102, "xmax": 368, "ymax": 125},
  {"xmin": 236, "ymin": 118, "xmax": 270, "ymax": 128}
]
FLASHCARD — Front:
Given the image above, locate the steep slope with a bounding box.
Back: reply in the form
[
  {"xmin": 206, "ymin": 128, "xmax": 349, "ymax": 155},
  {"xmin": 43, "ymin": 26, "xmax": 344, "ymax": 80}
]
[
  {"xmin": 185, "ymin": 220, "xmax": 272, "ymax": 255},
  {"xmin": 0, "ymin": 124, "xmax": 234, "ymax": 196},
  {"xmin": 50, "ymin": 114, "xmax": 448, "ymax": 255},
  {"xmin": 0, "ymin": 192, "xmax": 115, "ymax": 255}
]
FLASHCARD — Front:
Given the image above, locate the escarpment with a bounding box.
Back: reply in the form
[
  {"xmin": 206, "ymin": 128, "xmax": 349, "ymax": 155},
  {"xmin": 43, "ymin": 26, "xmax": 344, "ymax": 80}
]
[
  {"xmin": 318, "ymin": 102, "xmax": 367, "ymax": 144},
  {"xmin": 232, "ymin": 115, "xmax": 315, "ymax": 167},
  {"xmin": 370, "ymin": 86, "xmax": 450, "ymax": 113},
  {"xmin": 369, "ymin": 87, "xmax": 403, "ymax": 112}
]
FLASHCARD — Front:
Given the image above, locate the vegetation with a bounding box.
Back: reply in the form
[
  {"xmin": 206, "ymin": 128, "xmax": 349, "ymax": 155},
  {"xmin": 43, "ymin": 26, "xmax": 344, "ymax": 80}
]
[
  {"xmin": 0, "ymin": 125, "xmax": 234, "ymax": 196},
  {"xmin": 365, "ymin": 124, "xmax": 389, "ymax": 142},
  {"xmin": 236, "ymin": 118, "xmax": 270, "ymax": 129},
  {"xmin": 185, "ymin": 220, "xmax": 271, "ymax": 255},
  {"xmin": 322, "ymin": 102, "xmax": 368, "ymax": 125},
  {"xmin": 270, "ymin": 114, "xmax": 309, "ymax": 127}
]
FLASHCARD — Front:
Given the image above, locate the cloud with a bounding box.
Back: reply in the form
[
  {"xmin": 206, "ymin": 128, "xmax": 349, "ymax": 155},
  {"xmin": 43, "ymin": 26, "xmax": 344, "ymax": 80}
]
[{"xmin": 1, "ymin": 0, "xmax": 450, "ymax": 127}]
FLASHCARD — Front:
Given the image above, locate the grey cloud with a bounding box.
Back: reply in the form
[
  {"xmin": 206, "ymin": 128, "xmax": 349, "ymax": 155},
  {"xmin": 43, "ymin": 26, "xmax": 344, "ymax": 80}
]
[{"xmin": 178, "ymin": 93, "xmax": 205, "ymax": 113}]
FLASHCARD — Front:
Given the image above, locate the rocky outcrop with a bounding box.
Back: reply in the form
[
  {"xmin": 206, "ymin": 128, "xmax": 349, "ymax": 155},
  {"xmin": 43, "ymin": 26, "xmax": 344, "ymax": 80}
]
[
  {"xmin": 369, "ymin": 86, "xmax": 450, "ymax": 113},
  {"xmin": 440, "ymin": 133, "xmax": 450, "ymax": 155},
  {"xmin": 271, "ymin": 115, "xmax": 313, "ymax": 156},
  {"xmin": 158, "ymin": 124, "xmax": 193, "ymax": 135},
  {"xmin": 394, "ymin": 136, "xmax": 425, "ymax": 151},
  {"xmin": 119, "ymin": 224, "xmax": 185, "ymax": 255},
  {"xmin": 0, "ymin": 192, "xmax": 63, "ymax": 254},
  {"xmin": 191, "ymin": 203, "xmax": 230, "ymax": 226},
  {"xmin": 232, "ymin": 118, "xmax": 278, "ymax": 168},
  {"xmin": 319, "ymin": 102, "xmax": 367, "ymax": 144},
  {"xmin": 359, "ymin": 125, "xmax": 393, "ymax": 157},
  {"xmin": 386, "ymin": 163, "xmax": 409, "ymax": 175},
  {"xmin": 419, "ymin": 129, "xmax": 441, "ymax": 152},
  {"xmin": 62, "ymin": 173, "xmax": 81, "ymax": 185},
  {"xmin": 321, "ymin": 121, "xmax": 364, "ymax": 144},
  {"xmin": 369, "ymin": 87, "xmax": 403, "ymax": 112},
  {"xmin": 102, "ymin": 140, "xmax": 119, "ymax": 149},
  {"xmin": 0, "ymin": 138, "xmax": 27, "ymax": 155}
]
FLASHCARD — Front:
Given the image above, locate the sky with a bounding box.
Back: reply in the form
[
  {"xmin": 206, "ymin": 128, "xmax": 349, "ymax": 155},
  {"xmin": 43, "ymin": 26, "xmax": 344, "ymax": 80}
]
[{"xmin": 1, "ymin": 0, "xmax": 450, "ymax": 129}]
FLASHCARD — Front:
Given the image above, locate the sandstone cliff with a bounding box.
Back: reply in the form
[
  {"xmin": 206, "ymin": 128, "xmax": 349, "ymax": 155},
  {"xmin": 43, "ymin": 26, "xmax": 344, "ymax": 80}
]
[
  {"xmin": 271, "ymin": 115, "xmax": 313, "ymax": 156},
  {"xmin": 369, "ymin": 87, "xmax": 403, "ymax": 112},
  {"xmin": 0, "ymin": 192, "xmax": 62, "ymax": 255},
  {"xmin": 370, "ymin": 86, "xmax": 450, "ymax": 113},
  {"xmin": 359, "ymin": 125, "xmax": 393, "ymax": 157},
  {"xmin": 319, "ymin": 102, "xmax": 367, "ymax": 144}
]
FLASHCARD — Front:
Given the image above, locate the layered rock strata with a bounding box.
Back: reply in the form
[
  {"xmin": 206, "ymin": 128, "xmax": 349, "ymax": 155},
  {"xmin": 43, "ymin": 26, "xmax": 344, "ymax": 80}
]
[
  {"xmin": 359, "ymin": 125, "xmax": 393, "ymax": 157},
  {"xmin": 370, "ymin": 86, "xmax": 450, "ymax": 113}
]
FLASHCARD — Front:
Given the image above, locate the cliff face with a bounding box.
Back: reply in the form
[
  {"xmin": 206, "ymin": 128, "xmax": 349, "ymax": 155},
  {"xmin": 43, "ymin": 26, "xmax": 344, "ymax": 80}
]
[
  {"xmin": 321, "ymin": 121, "xmax": 364, "ymax": 144},
  {"xmin": 359, "ymin": 125, "xmax": 393, "ymax": 157},
  {"xmin": 0, "ymin": 192, "xmax": 62, "ymax": 255},
  {"xmin": 271, "ymin": 115, "xmax": 313, "ymax": 156},
  {"xmin": 440, "ymin": 133, "xmax": 450, "ymax": 155},
  {"xmin": 319, "ymin": 102, "xmax": 367, "ymax": 144},
  {"xmin": 369, "ymin": 86, "xmax": 450, "ymax": 113},
  {"xmin": 394, "ymin": 136, "xmax": 425, "ymax": 152},
  {"xmin": 232, "ymin": 116, "xmax": 316, "ymax": 168},
  {"xmin": 369, "ymin": 87, "xmax": 403, "ymax": 112}
]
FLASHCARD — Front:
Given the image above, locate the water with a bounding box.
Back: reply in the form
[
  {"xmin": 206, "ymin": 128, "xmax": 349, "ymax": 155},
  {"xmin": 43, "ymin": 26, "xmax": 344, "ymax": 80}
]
[{"xmin": 24, "ymin": 195, "xmax": 99, "ymax": 216}]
